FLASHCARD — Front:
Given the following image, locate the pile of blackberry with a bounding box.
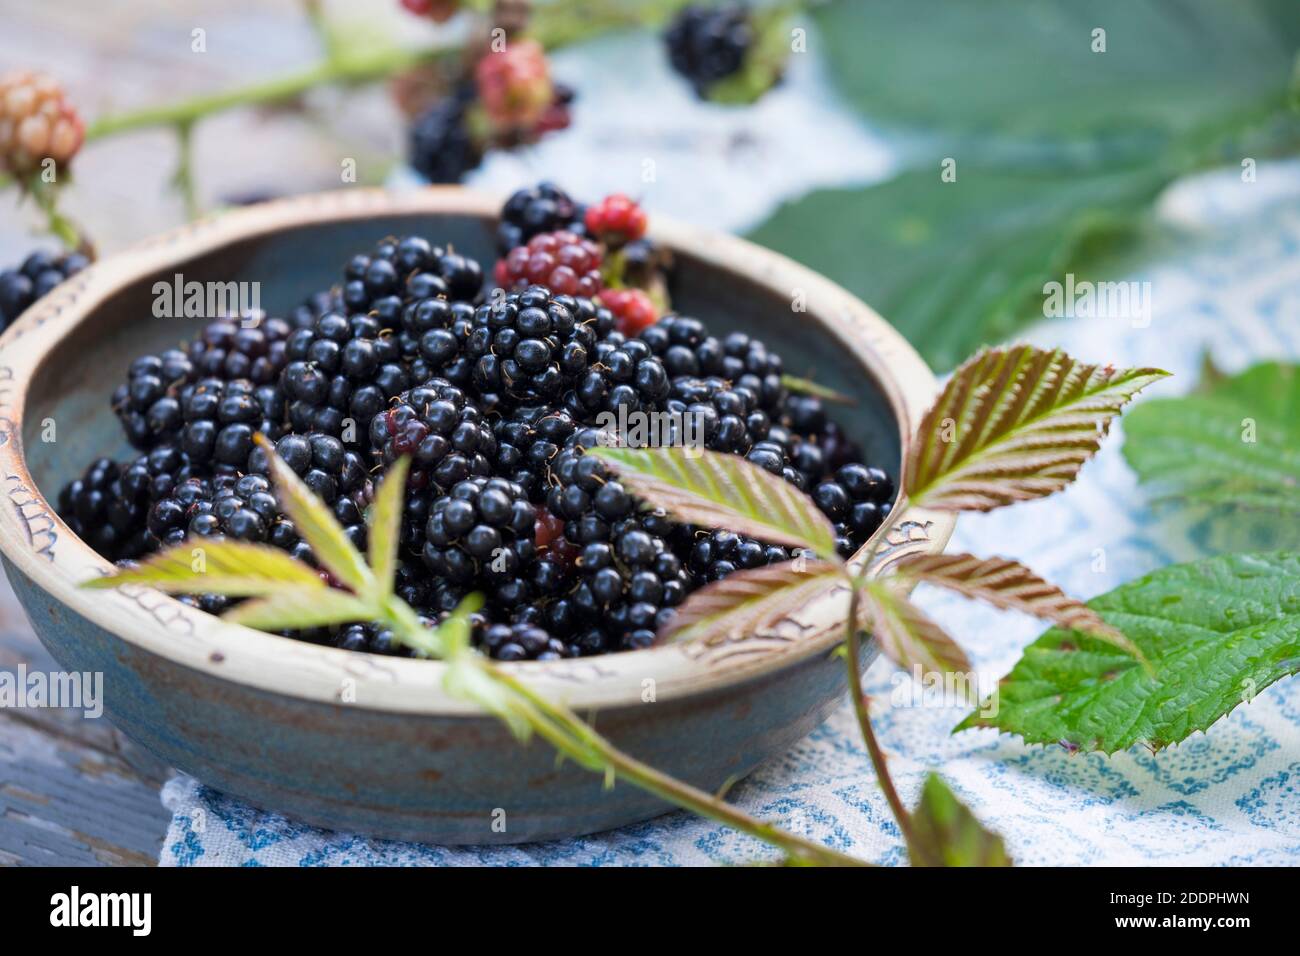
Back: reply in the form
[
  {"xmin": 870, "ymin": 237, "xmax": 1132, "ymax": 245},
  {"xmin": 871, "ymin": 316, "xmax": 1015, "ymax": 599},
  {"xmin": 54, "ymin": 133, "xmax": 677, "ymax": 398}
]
[
  {"xmin": 0, "ymin": 248, "xmax": 89, "ymax": 332},
  {"xmin": 52, "ymin": 185, "xmax": 895, "ymax": 664}
]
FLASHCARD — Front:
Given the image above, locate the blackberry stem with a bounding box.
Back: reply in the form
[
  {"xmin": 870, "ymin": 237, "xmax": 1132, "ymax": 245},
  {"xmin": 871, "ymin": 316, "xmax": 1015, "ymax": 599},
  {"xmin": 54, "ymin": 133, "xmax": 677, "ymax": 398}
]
[
  {"xmin": 371, "ymin": 590, "xmax": 863, "ymax": 865},
  {"xmin": 83, "ymin": 0, "xmax": 708, "ymax": 144},
  {"xmin": 841, "ymin": 500, "xmax": 932, "ymax": 861}
]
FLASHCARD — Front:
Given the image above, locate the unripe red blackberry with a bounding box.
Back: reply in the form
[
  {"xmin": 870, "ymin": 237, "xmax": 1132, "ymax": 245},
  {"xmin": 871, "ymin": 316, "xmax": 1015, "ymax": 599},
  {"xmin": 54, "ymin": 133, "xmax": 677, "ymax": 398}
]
[
  {"xmin": 585, "ymin": 194, "xmax": 648, "ymax": 246},
  {"xmin": 475, "ymin": 39, "xmax": 553, "ymax": 130},
  {"xmin": 598, "ymin": 287, "xmax": 658, "ymax": 337},
  {"xmin": 494, "ymin": 230, "xmax": 603, "ymax": 298}
]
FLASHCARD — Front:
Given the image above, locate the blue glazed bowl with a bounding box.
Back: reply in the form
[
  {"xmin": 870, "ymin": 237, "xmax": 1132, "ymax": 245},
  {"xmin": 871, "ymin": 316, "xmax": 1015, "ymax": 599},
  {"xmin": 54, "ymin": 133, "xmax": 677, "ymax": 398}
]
[{"xmin": 0, "ymin": 188, "xmax": 951, "ymax": 843}]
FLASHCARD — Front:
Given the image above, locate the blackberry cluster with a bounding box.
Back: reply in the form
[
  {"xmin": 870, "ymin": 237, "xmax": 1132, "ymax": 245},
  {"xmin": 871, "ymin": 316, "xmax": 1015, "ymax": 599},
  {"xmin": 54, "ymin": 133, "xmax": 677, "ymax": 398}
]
[
  {"xmin": 409, "ymin": 86, "xmax": 482, "ymax": 185},
  {"xmin": 466, "ymin": 286, "xmax": 609, "ymax": 404},
  {"xmin": 496, "ymin": 182, "xmax": 587, "ymax": 253},
  {"xmin": 664, "ymin": 5, "xmax": 754, "ymax": 98},
  {"xmin": 60, "ymin": 186, "xmax": 898, "ymax": 665},
  {"xmin": 113, "ymin": 317, "xmax": 292, "ymax": 449},
  {"xmin": 0, "ymin": 249, "xmax": 88, "ymax": 331}
]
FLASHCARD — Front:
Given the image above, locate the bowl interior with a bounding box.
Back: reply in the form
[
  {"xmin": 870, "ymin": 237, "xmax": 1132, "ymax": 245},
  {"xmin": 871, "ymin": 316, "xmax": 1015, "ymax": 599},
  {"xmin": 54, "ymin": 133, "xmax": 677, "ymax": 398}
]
[{"xmin": 24, "ymin": 211, "xmax": 901, "ymax": 517}]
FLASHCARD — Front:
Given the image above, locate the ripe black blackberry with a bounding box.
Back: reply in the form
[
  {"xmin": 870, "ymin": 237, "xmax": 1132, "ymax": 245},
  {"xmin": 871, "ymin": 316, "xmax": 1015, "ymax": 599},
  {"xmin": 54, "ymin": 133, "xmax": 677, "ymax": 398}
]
[
  {"xmin": 409, "ymin": 87, "xmax": 482, "ymax": 184},
  {"xmin": 665, "ymin": 5, "xmax": 755, "ymax": 98},
  {"xmin": 178, "ymin": 376, "xmax": 285, "ymax": 470},
  {"xmin": 0, "ymin": 248, "xmax": 89, "ymax": 331},
  {"xmin": 685, "ymin": 528, "xmax": 791, "ymax": 587},
  {"xmin": 422, "ymin": 476, "xmax": 536, "ymax": 599},
  {"xmin": 249, "ymin": 432, "xmax": 373, "ymax": 553},
  {"xmin": 571, "ymin": 332, "xmax": 670, "ymax": 420},
  {"xmin": 344, "ymin": 234, "xmax": 484, "ymax": 318},
  {"xmin": 56, "ymin": 458, "xmax": 143, "ymax": 562},
  {"xmin": 466, "ymin": 287, "xmax": 610, "ymax": 404},
  {"xmin": 476, "ymin": 621, "xmax": 570, "ymax": 662},
  {"xmin": 493, "ymin": 404, "xmax": 577, "ymax": 501},
  {"xmin": 333, "ymin": 622, "xmax": 417, "ymax": 657},
  {"xmin": 641, "ymin": 316, "xmax": 785, "ymax": 413},
  {"xmin": 147, "ymin": 473, "xmax": 304, "ymax": 553},
  {"xmin": 811, "ymin": 462, "xmax": 895, "ymax": 556},
  {"xmin": 282, "ymin": 310, "xmax": 409, "ymax": 443},
  {"xmin": 399, "ymin": 295, "xmax": 478, "ymax": 388},
  {"xmin": 496, "ymin": 182, "xmax": 587, "ymax": 254},
  {"xmin": 112, "ymin": 317, "xmax": 293, "ymax": 449}
]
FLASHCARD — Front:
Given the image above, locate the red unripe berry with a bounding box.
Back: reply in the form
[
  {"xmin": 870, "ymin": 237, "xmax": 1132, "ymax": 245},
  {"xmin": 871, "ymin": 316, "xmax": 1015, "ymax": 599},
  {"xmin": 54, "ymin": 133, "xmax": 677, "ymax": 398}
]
[
  {"xmin": 585, "ymin": 194, "xmax": 648, "ymax": 245},
  {"xmin": 598, "ymin": 288, "xmax": 659, "ymax": 337},
  {"xmin": 496, "ymin": 230, "xmax": 603, "ymax": 298}
]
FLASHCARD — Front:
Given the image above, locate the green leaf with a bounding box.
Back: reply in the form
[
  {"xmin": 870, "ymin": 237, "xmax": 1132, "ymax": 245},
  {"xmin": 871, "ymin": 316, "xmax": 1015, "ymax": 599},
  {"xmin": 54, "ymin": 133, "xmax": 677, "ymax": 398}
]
[
  {"xmin": 892, "ymin": 552, "xmax": 1137, "ymax": 657},
  {"xmin": 1123, "ymin": 362, "xmax": 1300, "ymax": 524},
  {"xmin": 958, "ymin": 551, "xmax": 1300, "ymax": 753},
  {"xmin": 860, "ymin": 580, "xmax": 971, "ymax": 678},
  {"xmin": 224, "ymin": 588, "xmax": 378, "ymax": 632},
  {"xmin": 660, "ymin": 561, "xmax": 847, "ymax": 645},
  {"xmin": 748, "ymin": 165, "xmax": 1171, "ymax": 371},
  {"xmin": 906, "ymin": 345, "xmax": 1168, "ymax": 511},
  {"xmin": 909, "ymin": 774, "xmax": 1012, "ymax": 868},
  {"xmin": 83, "ymin": 539, "xmax": 326, "ymax": 597},
  {"xmin": 812, "ymin": 0, "xmax": 1300, "ymax": 160},
  {"xmin": 367, "ymin": 456, "xmax": 409, "ymax": 598},
  {"xmin": 255, "ymin": 435, "xmax": 374, "ymax": 596},
  {"xmin": 588, "ymin": 446, "xmax": 841, "ymax": 560}
]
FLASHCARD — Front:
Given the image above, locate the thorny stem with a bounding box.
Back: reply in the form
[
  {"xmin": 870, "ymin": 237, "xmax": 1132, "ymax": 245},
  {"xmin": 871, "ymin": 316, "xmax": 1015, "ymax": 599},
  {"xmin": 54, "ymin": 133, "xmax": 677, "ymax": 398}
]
[
  {"xmin": 370, "ymin": 592, "xmax": 863, "ymax": 865},
  {"xmin": 841, "ymin": 499, "xmax": 930, "ymax": 860},
  {"xmin": 486, "ymin": 662, "xmax": 868, "ymax": 867},
  {"xmin": 83, "ymin": 0, "xmax": 703, "ymax": 143}
]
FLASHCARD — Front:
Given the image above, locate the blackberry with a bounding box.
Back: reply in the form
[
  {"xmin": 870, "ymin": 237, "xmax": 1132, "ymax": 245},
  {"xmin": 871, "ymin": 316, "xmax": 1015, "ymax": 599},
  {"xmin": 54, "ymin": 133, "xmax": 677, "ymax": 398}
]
[
  {"xmin": 409, "ymin": 87, "xmax": 482, "ymax": 184},
  {"xmin": 476, "ymin": 621, "xmax": 569, "ymax": 662},
  {"xmin": 56, "ymin": 458, "xmax": 142, "ymax": 562},
  {"xmin": 399, "ymin": 295, "xmax": 478, "ymax": 388},
  {"xmin": 112, "ymin": 317, "xmax": 292, "ymax": 449},
  {"xmin": 333, "ymin": 622, "xmax": 415, "ymax": 657},
  {"xmin": 466, "ymin": 286, "xmax": 610, "ymax": 404},
  {"xmin": 812, "ymin": 463, "xmax": 895, "ymax": 556},
  {"xmin": 572, "ymin": 332, "xmax": 670, "ymax": 419},
  {"xmin": 371, "ymin": 378, "xmax": 495, "ymax": 488},
  {"xmin": 249, "ymin": 432, "xmax": 373, "ymax": 552},
  {"xmin": 344, "ymin": 234, "xmax": 484, "ymax": 318},
  {"xmin": 616, "ymin": 237, "xmax": 673, "ymax": 289},
  {"xmin": 493, "ymin": 404, "xmax": 577, "ymax": 501},
  {"xmin": 290, "ymin": 288, "xmax": 342, "ymax": 330},
  {"xmin": 641, "ymin": 316, "xmax": 785, "ymax": 413},
  {"xmin": 665, "ymin": 5, "xmax": 754, "ymax": 98},
  {"xmin": 178, "ymin": 376, "xmax": 285, "ymax": 469},
  {"xmin": 147, "ymin": 473, "xmax": 304, "ymax": 554},
  {"xmin": 496, "ymin": 182, "xmax": 587, "ymax": 254},
  {"xmin": 685, "ymin": 528, "xmax": 790, "ymax": 586},
  {"xmin": 0, "ymin": 248, "xmax": 89, "ymax": 330},
  {"xmin": 422, "ymin": 476, "xmax": 536, "ymax": 596},
  {"xmin": 283, "ymin": 310, "xmax": 409, "ymax": 443}
]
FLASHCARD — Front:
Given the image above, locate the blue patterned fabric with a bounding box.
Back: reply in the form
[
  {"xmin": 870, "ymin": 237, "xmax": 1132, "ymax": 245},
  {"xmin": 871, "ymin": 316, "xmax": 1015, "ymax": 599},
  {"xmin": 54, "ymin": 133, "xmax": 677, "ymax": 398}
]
[{"xmin": 158, "ymin": 36, "xmax": 1300, "ymax": 864}]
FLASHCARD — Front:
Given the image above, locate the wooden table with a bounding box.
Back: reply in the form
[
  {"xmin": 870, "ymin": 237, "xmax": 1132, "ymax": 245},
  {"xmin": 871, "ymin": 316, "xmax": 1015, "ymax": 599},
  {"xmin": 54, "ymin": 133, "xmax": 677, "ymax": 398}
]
[{"xmin": 0, "ymin": 0, "xmax": 416, "ymax": 866}]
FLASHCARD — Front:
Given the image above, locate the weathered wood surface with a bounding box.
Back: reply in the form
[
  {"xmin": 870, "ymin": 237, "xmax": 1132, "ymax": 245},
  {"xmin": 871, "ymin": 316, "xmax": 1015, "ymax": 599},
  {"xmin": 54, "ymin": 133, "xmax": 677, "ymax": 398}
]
[
  {"xmin": 0, "ymin": 573, "xmax": 172, "ymax": 866},
  {"xmin": 0, "ymin": 0, "xmax": 385, "ymax": 866}
]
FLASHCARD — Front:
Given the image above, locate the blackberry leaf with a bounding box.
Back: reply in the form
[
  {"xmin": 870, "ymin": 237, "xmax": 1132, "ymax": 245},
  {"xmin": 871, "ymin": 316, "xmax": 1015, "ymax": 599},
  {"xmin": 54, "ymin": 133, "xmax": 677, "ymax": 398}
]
[
  {"xmin": 909, "ymin": 774, "xmax": 1011, "ymax": 868},
  {"xmin": 590, "ymin": 446, "xmax": 841, "ymax": 559},
  {"xmin": 906, "ymin": 345, "xmax": 1167, "ymax": 512},
  {"xmin": 958, "ymin": 551, "xmax": 1300, "ymax": 753},
  {"xmin": 661, "ymin": 561, "xmax": 847, "ymax": 645},
  {"xmin": 1122, "ymin": 361, "xmax": 1300, "ymax": 524},
  {"xmin": 83, "ymin": 538, "xmax": 325, "ymax": 597}
]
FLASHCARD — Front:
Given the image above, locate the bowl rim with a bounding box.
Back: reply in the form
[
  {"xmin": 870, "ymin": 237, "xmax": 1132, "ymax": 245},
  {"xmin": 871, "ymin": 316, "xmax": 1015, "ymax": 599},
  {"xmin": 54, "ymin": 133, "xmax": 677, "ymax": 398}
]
[{"xmin": 0, "ymin": 186, "xmax": 953, "ymax": 714}]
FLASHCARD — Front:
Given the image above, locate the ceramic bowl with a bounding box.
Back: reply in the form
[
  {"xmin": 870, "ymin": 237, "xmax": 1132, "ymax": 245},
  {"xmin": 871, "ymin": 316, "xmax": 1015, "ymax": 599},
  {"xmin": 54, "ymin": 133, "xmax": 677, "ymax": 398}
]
[{"xmin": 0, "ymin": 188, "xmax": 952, "ymax": 844}]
